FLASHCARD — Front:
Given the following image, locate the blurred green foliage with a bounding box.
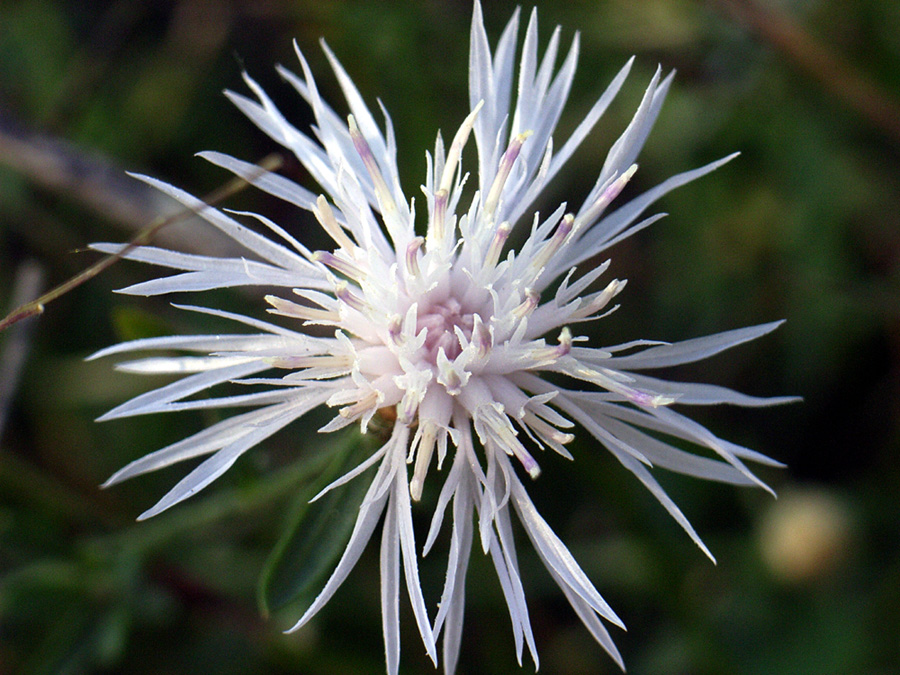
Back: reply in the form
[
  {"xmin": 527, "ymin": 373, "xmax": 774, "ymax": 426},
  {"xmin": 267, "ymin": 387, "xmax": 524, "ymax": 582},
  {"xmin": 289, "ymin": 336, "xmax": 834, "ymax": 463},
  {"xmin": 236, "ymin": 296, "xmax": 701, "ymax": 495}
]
[{"xmin": 2, "ymin": 0, "xmax": 899, "ymax": 673}]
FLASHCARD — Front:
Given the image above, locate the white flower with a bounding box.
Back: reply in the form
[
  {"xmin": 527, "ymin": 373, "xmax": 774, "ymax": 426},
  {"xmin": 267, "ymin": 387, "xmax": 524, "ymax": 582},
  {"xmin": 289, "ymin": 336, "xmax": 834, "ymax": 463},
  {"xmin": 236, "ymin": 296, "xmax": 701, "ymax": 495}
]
[{"xmin": 90, "ymin": 2, "xmax": 796, "ymax": 673}]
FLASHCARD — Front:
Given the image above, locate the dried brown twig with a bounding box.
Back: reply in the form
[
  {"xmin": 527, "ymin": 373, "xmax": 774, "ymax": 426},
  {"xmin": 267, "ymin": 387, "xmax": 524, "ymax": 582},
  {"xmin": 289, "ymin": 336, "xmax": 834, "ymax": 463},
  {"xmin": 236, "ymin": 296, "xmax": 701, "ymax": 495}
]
[{"xmin": 0, "ymin": 154, "xmax": 283, "ymax": 333}]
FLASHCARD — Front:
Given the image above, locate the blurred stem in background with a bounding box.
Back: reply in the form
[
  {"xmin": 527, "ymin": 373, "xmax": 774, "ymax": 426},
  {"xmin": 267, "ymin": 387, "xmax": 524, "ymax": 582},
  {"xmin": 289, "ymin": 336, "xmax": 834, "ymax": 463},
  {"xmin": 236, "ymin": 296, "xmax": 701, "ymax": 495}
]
[
  {"xmin": 0, "ymin": 261, "xmax": 44, "ymax": 439},
  {"xmin": 712, "ymin": 0, "xmax": 900, "ymax": 146}
]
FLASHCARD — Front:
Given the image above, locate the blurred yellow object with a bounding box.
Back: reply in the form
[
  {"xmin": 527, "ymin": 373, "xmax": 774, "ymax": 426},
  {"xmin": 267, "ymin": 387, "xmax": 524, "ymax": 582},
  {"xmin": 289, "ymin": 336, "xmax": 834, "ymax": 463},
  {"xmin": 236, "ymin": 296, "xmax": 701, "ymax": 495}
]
[{"xmin": 758, "ymin": 488, "xmax": 853, "ymax": 583}]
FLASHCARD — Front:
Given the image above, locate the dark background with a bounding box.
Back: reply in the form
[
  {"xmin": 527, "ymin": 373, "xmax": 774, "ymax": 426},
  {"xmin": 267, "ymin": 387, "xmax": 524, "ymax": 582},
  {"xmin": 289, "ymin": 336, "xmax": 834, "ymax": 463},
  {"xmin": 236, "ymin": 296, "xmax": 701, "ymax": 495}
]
[{"xmin": 1, "ymin": 1, "xmax": 898, "ymax": 673}]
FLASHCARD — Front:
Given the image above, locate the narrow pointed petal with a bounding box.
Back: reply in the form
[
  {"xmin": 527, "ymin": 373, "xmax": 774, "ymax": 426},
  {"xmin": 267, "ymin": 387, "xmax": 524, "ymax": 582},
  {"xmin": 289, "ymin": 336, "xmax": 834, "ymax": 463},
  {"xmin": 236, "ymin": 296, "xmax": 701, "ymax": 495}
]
[
  {"xmin": 602, "ymin": 320, "xmax": 786, "ymax": 370},
  {"xmin": 381, "ymin": 495, "xmax": 402, "ymax": 675}
]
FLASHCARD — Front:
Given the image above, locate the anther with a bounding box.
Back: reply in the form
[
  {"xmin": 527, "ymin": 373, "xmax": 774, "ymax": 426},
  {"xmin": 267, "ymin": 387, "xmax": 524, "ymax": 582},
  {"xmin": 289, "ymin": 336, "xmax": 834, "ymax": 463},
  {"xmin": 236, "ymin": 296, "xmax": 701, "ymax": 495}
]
[
  {"xmin": 334, "ymin": 281, "xmax": 367, "ymax": 312},
  {"xmin": 484, "ymin": 222, "xmax": 511, "ymax": 270},
  {"xmin": 314, "ymin": 195, "xmax": 355, "ymax": 251},
  {"xmin": 405, "ymin": 237, "xmax": 424, "ymax": 278},
  {"xmin": 484, "ymin": 131, "xmax": 532, "ymax": 219}
]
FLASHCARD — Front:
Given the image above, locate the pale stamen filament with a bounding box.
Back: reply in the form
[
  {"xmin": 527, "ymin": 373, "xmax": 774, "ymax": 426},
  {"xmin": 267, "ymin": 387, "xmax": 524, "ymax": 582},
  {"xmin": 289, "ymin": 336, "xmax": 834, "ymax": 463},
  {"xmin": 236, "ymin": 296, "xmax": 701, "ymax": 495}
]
[
  {"xmin": 338, "ymin": 389, "xmax": 381, "ymax": 420},
  {"xmin": 484, "ymin": 221, "xmax": 511, "ymax": 270},
  {"xmin": 483, "ymin": 131, "xmax": 532, "ymax": 221},
  {"xmin": 405, "ymin": 237, "xmax": 424, "ymax": 280},
  {"xmin": 522, "ymin": 411, "xmax": 575, "ymax": 446},
  {"xmin": 313, "ymin": 194, "xmax": 356, "ymax": 252},
  {"xmin": 570, "ymin": 279, "xmax": 627, "ymax": 320},
  {"xmin": 530, "ymin": 213, "xmax": 574, "ymax": 272},
  {"xmin": 409, "ymin": 422, "xmax": 438, "ymax": 501},
  {"xmin": 265, "ymin": 294, "xmax": 340, "ymax": 323},
  {"xmin": 527, "ymin": 327, "xmax": 573, "ymax": 367},
  {"xmin": 572, "ymin": 164, "xmax": 638, "ymax": 238},
  {"xmin": 312, "ymin": 251, "xmax": 364, "ymax": 281},
  {"xmin": 570, "ymin": 363, "xmax": 678, "ymax": 408},
  {"xmin": 347, "ymin": 115, "xmax": 399, "ymax": 217},
  {"xmin": 428, "ymin": 189, "xmax": 448, "ymax": 248},
  {"xmin": 267, "ymin": 353, "xmax": 353, "ymax": 370},
  {"xmin": 334, "ymin": 281, "xmax": 367, "ymax": 313},
  {"xmin": 512, "ymin": 289, "xmax": 540, "ymax": 319}
]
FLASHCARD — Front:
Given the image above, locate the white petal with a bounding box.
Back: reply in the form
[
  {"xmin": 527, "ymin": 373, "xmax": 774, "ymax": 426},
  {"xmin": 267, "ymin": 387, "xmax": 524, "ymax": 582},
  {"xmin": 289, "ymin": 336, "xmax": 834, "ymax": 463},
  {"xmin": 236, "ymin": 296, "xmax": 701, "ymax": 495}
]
[
  {"xmin": 127, "ymin": 173, "xmax": 315, "ymax": 272},
  {"xmin": 491, "ymin": 489, "xmax": 539, "ymax": 667},
  {"xmin": 626, "ymin": 373, "xmax": 801, "ymax": 407},
  {"xmin": 381, "ymin": 494, "xmax": 401, "ymax": 675},
  {"xmin": 595, "ymin": 400, "xmax": 786, "ymax": 468},
  {"xmin": 136, "ymin": 402, "xmax": 304, "ymax": 519},
  {"xmin": 509, "ymin": 474, "xmax": 625, "ymax": 627},
  {"xmin": 199, "ymin": 151, "xmax": 320, "ymax": 213},
  {"xmin": 601, "ymin": 321, "xmax": 786, "ymax": 370},
  {"xmin": 102, "ymin": 389, "xmax": 329, "ymax": 488},
  {"xmin": 287, "ymin": 446, "xmax": 397, "ymax": 633},
  {"xmin": 105, "ymin": 406, "xmax": 276, "ymax": 487},
  {"xmin": 605, "ymin": 444, "xmax": 716, "ymax": 562},
  {"xmin": 601, "ymin": 68, "xmax": 672, "ymax": 179},
  {"xmin": 309, "ymin": 441, "xmax": 387, "ymax": 503},
  {"xmin": 88, "ymin": 333, "xmax": 291, "ymax": 361},
  {"xmin": 545, "ymin": 563, "xmax": 625, "ymax": 670},
  {"xmin": 394, "ymin": 461, "xmax": 438, "ymax": 663},
  {"xmin": 598, "ymin": 413, "xmax": 759, "ymax": 485},
  {"xmin": 563, "ymin": 153, "xmax": 739, "ymax": 269},
  {"xmin": 544, "ymin": 57, "xmax": 634, "ymax": 185},
  {"xmin": 97, "ymin": 360, "xmax": 268, "ymax": 420},
  {"xmin": 432, "ymin": 461, "xmax": 474, "ymax": 650}
]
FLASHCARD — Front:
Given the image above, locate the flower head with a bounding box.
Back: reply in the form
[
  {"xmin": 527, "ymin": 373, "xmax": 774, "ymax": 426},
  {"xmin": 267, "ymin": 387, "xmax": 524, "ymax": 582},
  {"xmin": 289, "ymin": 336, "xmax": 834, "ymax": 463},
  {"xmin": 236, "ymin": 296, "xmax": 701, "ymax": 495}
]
[{"xmin": 90, "ymin": 2, "xmax": 796, "ymax": 672}]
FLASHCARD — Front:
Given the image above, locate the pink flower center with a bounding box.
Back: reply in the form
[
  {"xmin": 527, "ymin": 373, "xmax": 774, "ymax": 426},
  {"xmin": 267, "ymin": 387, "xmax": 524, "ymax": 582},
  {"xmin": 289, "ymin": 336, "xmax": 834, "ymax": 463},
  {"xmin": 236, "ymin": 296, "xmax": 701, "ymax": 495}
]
[{"xmin": 417, "ymin": 298, "xmax": 475, "ymax": 362}]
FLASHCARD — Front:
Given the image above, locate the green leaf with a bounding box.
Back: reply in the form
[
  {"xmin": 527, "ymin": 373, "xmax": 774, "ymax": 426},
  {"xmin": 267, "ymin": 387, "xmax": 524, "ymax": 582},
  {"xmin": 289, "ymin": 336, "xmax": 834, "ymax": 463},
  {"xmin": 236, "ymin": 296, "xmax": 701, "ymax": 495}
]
[{"xmin": 257, "ymin": 430, "xmax": 376, "ymax": 615}]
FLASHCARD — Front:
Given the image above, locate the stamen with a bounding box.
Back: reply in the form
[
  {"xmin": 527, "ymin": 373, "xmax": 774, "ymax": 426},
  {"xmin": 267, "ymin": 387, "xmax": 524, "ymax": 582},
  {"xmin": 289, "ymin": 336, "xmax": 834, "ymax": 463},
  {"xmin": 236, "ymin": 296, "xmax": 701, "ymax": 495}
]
[
  {"xmin": 459, "ymin": 385, "xmax": 543, "ymax": 481},
  {"xmin": 312, "ymin": 251, "xmax": 363, "ymax": 280},
  {"xmin": 314, "ymin": 195, "xmax": 355, "ymax": 251},
  {"xmin": 484, "ymin": 131, "xmax": 532, "ymax": 220},
  {"xmin": 555, "ymin": 326, "xmax": 572, "ymax": 357},
  {"xmin": 484, "ymin": 221, "xmax": 511, "ymax": 270},
  {"xmin": 397, "ymin": 395, "xmax": 417, "ymax": 425},
  {"xmin": 348, "ymin": 115, "xmax": 398, "ymax": 216},
  {"xmin": 334, "ymin": 281, "xmax": 367, "ymax": 312},
  {"xmin": 393, "ymin": 365, "xmax": 432, "ymax": 425},
  {"xmin": 627, "ymin": 390, "xmax": 678, "ymax": 408},
  {"xmin": 429, "ymin": 189, "xmax": 448, "ymax": 246},
  {"xmin": 527, "ymin": 327, "xmax": 573, "ymax": 367},
  {"xmin": 531, "ymin": 213, "xmax": 574, "ymax": 272},
  {"xmin": 387, "ymin": 314, "xmax": 404, "ymax": 345},
  {"xmin": 471, "ymin": 314, "xmax": 492, "ymax": 358},
  {"xmin": 409, "ymin": 422, "xmax": 438, "ymax": 501},
  {"xmin": 574, "ymin": 164, "xmax": 638, "ymax": 235},
  {"xmin": 339, "ymin": 389, "xmax": 381, "ymax": 419},
  {"xmin": 405, "ymin": 237, "xmax": 424, "ymax": 279},
  {"xmin": 512, "ymin": 288, "xmax": 540, "ymax": 319},
  {"xmin": 572, "ymin": 279, "xmax": 627, "ymax": 320},
  {"xmin": 436, "ymin": 348, "xmax": 469, "ymax": 395},
  {"xmin": 515, "ymin": 446, "xmax": 542, "ymax": 479},
  {"xmin": 266, "ymin": 354, "xmax": 352, "ymax": 370},
  {"xmin": 265, "ymin": 294, "xmax": 339, "ymax": 323},
  {"xmin": 571, "ymin": 363, "xmax": 679, "ymax": 407},
  {"xmin": 486, "ymin": 421, "xmax": 540, "ymax": 478},
  {"xmin": 522, "ymin": 411, "xmax": 575, "ymax": 446}
]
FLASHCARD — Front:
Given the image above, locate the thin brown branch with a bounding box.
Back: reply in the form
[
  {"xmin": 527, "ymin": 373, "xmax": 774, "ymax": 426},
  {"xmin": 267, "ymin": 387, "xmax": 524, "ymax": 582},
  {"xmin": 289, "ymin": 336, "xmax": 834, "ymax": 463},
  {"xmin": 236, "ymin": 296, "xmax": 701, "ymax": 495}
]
[
  {"xmin": 713, "ymin": 0, "xmax": 900, "ymax": 146},
  {"xmin": 0, "ymin": 154, "xmax": 283, "ymax": 334}
]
